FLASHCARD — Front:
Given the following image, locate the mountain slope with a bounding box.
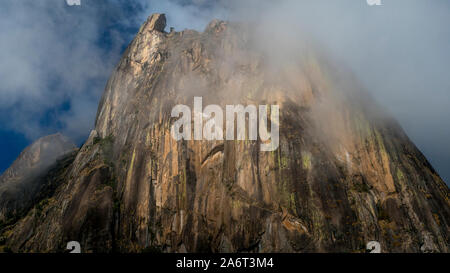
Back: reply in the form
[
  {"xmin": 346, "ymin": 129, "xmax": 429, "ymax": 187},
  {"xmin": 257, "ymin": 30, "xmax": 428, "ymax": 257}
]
[
  {"xmin": 1, "ymin": 14, "xmax": 448, "ymax": 253},
  {"xmin": 0, "ymin": 133, "xmax": 77, "ymax": 224}
]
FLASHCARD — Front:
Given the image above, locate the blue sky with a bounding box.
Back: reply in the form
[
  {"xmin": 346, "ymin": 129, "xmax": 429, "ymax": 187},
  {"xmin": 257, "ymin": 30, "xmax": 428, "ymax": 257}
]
[
  {"xmin": 0, "ymin": 0, "xmax": 142, "ymax": 170},
  {"xmin": 0, "ymin": 0, "xmax": 449, "ymax": 184},
  {"xmin": 0, "ymin": 0, "xmax": 217, "ymax": 171}
]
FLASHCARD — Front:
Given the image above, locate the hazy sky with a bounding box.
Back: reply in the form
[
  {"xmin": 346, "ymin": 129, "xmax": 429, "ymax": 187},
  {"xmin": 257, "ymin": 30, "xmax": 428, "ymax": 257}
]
[{"xmin": 0, "ymin": 0, "xmax": 448, "ymax": 184}]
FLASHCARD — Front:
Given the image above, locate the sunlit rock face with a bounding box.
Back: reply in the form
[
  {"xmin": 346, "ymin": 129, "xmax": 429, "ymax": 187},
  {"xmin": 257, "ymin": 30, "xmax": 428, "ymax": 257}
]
[{"xmin": 1, "ymin": 14, "xmax": 448, "ymax": 253}]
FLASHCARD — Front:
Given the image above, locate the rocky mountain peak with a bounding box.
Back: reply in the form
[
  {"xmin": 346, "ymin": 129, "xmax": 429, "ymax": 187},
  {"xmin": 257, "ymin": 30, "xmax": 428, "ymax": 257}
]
[
  {"xmin": 204, "ymin": 19, "xmax": 228, "ymax": 34},
  {"xmin": 1, "ymin": 14, "xmax": 449, "ymax": 253},
  {"xmin": 0, "ymin": 133, "xmax": 76, "ymax": 183},
  {"xmin": 142, "ymin": 13, "xmax": 167, "ymax": 33},
  {"xmin": 0, "ymin": 133, "xmax": 77, "ymax": 222}
]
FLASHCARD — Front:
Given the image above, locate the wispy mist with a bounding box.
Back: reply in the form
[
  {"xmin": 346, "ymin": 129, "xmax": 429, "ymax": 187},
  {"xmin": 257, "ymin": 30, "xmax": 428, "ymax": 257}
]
[
  {"xmin": 0, "ymin": 0, "xmax": 142, "ymax": 141},
  {"xmin": 141, "ymin": 0, "xmax": 450, "ymax": 183},
  {"xmin": 0, "ymin": 0, "xmax": 448, "ymax": 182}
]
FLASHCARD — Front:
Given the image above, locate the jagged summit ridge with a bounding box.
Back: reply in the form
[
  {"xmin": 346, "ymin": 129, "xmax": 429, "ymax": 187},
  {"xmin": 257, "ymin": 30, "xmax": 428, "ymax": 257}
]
[
  {"xmin": 1, "ymin": 14, "xmax": 449, "ymax": 253},
  {"xmin": 141, "ymin": 13, "xmax": 167, "ymax": 33}
]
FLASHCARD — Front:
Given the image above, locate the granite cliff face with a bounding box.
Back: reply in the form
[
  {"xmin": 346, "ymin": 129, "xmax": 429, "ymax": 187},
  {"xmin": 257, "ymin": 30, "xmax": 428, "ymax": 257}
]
[{"xmin": 0, "ymin": 14, "xmax": 448, "ymax": 253}]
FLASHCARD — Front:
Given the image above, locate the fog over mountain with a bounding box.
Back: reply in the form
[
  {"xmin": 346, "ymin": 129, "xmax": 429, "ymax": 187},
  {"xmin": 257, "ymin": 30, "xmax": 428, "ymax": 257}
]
[
  {"xmin": 0, "ymin": 0, "xmax": 448, "ymax": 185},
  {"xmin": 0, "ymin": 0, "xmax": 448, "ymax": 254},
  {"xmin": 1, "ymin": 11, "xmax": 448, "ymax": 253}
]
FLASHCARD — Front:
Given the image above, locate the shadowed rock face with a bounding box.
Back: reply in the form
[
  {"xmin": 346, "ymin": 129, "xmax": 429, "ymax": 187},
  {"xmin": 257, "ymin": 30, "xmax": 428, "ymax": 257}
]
[
  {"xmin": 0, "ymin": 133, "xmax": 77, "ymax": 222},
  {"xmin": 1, "ymin": 14, "xmax": 449, "ymax": 253}
]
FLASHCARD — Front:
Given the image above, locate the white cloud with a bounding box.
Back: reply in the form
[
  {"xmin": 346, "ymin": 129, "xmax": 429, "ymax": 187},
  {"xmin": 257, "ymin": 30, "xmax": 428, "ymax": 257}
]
[
  {"xmin": 0, "ymin": 0, "xmax": 134, "ymax": 142},
  {"xmin": 0, "ymin": 0, "xmax": 448, "ymax": 182}
]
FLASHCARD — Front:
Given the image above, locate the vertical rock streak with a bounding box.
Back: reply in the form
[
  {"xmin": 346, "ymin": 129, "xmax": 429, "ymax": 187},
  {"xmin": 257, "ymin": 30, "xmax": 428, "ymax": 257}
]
[{"xmin": 2, "ymin": 14, "xmax": 448, "ymax": 253}]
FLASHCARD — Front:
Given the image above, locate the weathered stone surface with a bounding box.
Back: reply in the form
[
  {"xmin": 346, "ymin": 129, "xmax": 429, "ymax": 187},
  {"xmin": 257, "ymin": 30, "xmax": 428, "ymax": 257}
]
[
  {"xmin": 142, "ymin": 13, "xmax": 167, "ymax": 33},
  {"xmin": 1, "ymin": 14, "xmax": 448, "ymax": 253}
]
